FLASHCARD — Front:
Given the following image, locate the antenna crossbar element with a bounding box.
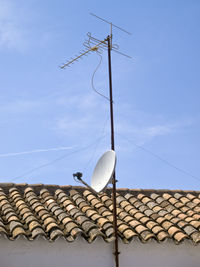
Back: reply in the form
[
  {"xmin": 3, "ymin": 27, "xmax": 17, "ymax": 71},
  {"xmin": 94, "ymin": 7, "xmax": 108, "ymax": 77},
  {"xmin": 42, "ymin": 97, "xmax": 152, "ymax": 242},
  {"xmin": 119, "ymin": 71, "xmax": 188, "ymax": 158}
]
[
  {"xmin": 90, "ymin": 12, "xmax": 132, "ymax": 35},
  {"xmin": 112, "ymin": 49, "xmax": 132, "ymax": 59}
]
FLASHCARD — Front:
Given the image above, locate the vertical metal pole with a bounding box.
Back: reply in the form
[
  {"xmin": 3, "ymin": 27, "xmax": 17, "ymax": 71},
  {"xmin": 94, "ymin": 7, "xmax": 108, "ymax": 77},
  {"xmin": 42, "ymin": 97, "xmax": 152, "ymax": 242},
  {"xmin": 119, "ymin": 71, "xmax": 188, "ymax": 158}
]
[{"xmin": 107, "ymin": 35, "xmax": 120, "ymax": 267}]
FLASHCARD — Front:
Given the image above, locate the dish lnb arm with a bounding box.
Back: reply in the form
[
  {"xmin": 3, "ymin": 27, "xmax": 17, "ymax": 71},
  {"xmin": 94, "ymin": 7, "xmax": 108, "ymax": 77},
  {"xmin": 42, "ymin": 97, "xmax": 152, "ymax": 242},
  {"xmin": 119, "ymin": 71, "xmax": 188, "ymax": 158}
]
[{"xmin": 73, "ymin": 172, "xmax": 98, "ymax": 195}]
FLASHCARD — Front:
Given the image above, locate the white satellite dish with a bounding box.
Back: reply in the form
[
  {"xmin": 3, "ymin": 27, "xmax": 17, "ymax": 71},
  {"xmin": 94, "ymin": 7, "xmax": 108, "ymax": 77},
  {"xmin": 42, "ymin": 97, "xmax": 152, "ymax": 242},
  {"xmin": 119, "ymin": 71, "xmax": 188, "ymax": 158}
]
[{"xmin": 91, "ymin": 150, "xmax": 116, "ymax": 193}]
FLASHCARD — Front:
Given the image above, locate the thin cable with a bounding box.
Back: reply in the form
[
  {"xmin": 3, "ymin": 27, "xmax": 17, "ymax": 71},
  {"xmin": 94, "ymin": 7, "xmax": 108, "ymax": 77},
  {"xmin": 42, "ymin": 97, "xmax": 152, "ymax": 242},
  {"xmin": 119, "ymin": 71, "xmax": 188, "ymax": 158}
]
[
  {"xmin": 89, "ymin": 39, "xmax": 110, "ymax": 101},
  {"xmin": 117, "ymin": 132, "xmax": 200, "ymax": 183},
  {"xmin": 10, "ymin": 134, "xmax": 107, "ymax": 182}
]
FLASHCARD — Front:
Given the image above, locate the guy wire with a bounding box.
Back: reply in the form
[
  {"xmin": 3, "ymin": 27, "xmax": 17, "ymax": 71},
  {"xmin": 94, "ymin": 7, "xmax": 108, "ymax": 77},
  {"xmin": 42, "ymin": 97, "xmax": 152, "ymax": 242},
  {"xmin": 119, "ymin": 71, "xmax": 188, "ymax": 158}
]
[
  {"xmin": 9, "ymin": 134, "xmax": 108, "ymax": 182},
  {"xmin": 117, "ymin": 132, "xmax": 200, "ymax": 184},
  {"xmin": 83, "ymin": 114, "xmax": 109, "ymax": 173}
]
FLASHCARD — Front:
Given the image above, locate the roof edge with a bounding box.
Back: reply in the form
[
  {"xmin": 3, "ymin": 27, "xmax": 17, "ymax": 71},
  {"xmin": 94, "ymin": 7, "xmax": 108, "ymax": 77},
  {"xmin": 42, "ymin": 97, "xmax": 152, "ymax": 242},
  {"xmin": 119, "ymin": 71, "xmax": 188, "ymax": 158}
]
[{"xmin": 0, "ymin": 183, "xmax": 199, "ymax": 196}]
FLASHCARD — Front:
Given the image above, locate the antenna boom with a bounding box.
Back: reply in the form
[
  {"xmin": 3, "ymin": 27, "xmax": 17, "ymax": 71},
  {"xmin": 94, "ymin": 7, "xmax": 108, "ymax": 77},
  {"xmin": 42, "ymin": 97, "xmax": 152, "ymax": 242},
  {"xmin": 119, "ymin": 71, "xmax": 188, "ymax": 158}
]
[{"xmin": 60, "ymin": 39, "xmax": 107, "ymax": 69}]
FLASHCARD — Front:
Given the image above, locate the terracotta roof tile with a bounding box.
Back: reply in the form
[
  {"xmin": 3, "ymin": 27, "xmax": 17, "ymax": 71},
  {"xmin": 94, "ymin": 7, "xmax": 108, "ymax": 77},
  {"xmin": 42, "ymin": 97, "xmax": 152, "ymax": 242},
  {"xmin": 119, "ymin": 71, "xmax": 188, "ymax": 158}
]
[{"xmin": 0, "ymin": 183, "xmax": 200, "ymax": 244}]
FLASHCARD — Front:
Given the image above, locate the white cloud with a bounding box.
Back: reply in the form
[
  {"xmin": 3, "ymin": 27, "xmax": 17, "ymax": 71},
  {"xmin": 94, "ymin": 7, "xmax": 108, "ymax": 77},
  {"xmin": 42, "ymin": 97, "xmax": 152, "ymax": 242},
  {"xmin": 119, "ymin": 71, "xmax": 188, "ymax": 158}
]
[
  {"xmin": 0, "ymin": 99, "xmax": 41, "ymax": 114},
  {"xmin": 56, "ymin": 115, "xmax": 93, "ymax": 132},
  {"xmin": 56, "ymin": 91, "xmax": 107, "ymax": 110},
  {"xmin": 143, "ymin": 124, "xmax": 173, "ymax": 138},
  {"xmin": 0, "ymin": 0, "xmax": 53, "ymax": 51},
  {"xmin": 0, "ymin": 21, "xmax": 26, "ymax": 50},
  {"xmin": 0, "ymin": 0, "xmax": 11, "ymax": 19},
  {"xmin": 116, "ymin": 122, "xmax": 172, "ymax": 145},
  {"xmin": 54, "ymin": 87, "xmax": 110, "ymax": 137},
  {"xmin": 114, "ymin": 102, "xmax": 196, "ymax": 148},
  {"xmin": 0, "ymin": 0, "xmax": 27, "ymax": 51},
  {"xmin": 116, "ymin": 118, "xmax": 194, "ymax": 147}
]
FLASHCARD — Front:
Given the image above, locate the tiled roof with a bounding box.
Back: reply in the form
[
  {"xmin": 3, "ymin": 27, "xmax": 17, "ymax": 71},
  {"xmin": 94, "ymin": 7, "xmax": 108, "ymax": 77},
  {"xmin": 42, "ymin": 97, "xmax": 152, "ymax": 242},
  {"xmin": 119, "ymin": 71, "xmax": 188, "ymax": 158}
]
[{"xmin": 0, "ymin": 183, "xmax": 200, "ymax": 244}]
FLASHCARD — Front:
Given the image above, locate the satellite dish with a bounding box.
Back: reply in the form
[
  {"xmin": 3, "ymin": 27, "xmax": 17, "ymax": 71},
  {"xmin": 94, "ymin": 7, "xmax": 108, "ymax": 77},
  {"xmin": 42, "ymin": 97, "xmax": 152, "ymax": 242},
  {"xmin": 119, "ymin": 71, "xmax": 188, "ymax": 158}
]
[{"xmin": 91, "ymin": 150, "xmax": 116, "ymax": 193}]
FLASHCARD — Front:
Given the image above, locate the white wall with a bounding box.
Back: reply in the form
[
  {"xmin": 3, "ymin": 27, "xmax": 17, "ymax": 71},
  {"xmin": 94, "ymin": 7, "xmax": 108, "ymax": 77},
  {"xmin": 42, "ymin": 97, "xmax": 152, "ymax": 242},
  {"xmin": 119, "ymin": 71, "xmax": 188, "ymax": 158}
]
[
  {"xmin": 0, "ymin": 236, "xmax": 200, "ymax": 267},
  {"xmin": 120, "ymin": 239, "xmax": 200, "ymax": 267}
]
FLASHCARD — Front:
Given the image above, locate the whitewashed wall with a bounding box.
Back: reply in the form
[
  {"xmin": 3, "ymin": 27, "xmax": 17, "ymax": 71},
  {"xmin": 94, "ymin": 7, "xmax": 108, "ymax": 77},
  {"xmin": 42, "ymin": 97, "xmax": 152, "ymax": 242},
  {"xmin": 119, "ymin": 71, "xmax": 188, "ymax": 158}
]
[{"xmin": 0, "ymin": 236, "xmax": 200, "ymax": 267}]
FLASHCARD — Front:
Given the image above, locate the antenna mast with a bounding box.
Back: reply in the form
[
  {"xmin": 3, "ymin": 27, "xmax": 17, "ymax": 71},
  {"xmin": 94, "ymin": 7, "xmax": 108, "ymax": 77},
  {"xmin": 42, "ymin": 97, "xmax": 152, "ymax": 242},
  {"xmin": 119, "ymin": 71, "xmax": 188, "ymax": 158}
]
[
  {"xmin": 60, "ymin": 14, "xmax": 131, "ymax": 267},
  {"xmin": 106, "ymin": 34, "xmax": 120, "ymax": 267}
]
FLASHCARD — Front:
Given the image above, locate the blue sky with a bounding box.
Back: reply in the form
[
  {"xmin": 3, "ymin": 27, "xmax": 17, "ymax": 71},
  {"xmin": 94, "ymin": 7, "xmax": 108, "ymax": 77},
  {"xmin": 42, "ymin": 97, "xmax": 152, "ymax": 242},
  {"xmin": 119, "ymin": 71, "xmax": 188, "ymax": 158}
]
[{"xmin": 0, "ymin": 0, "xmax": 200, "ymax": 190}]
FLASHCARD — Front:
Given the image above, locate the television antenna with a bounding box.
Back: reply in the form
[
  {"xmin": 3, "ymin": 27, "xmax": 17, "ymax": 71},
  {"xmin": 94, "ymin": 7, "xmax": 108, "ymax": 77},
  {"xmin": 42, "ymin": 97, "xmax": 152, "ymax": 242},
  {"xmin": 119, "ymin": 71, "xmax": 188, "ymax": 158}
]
[{"xmin": 60, "ymin": 13, "xmax": 131, "ymax": 267}]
